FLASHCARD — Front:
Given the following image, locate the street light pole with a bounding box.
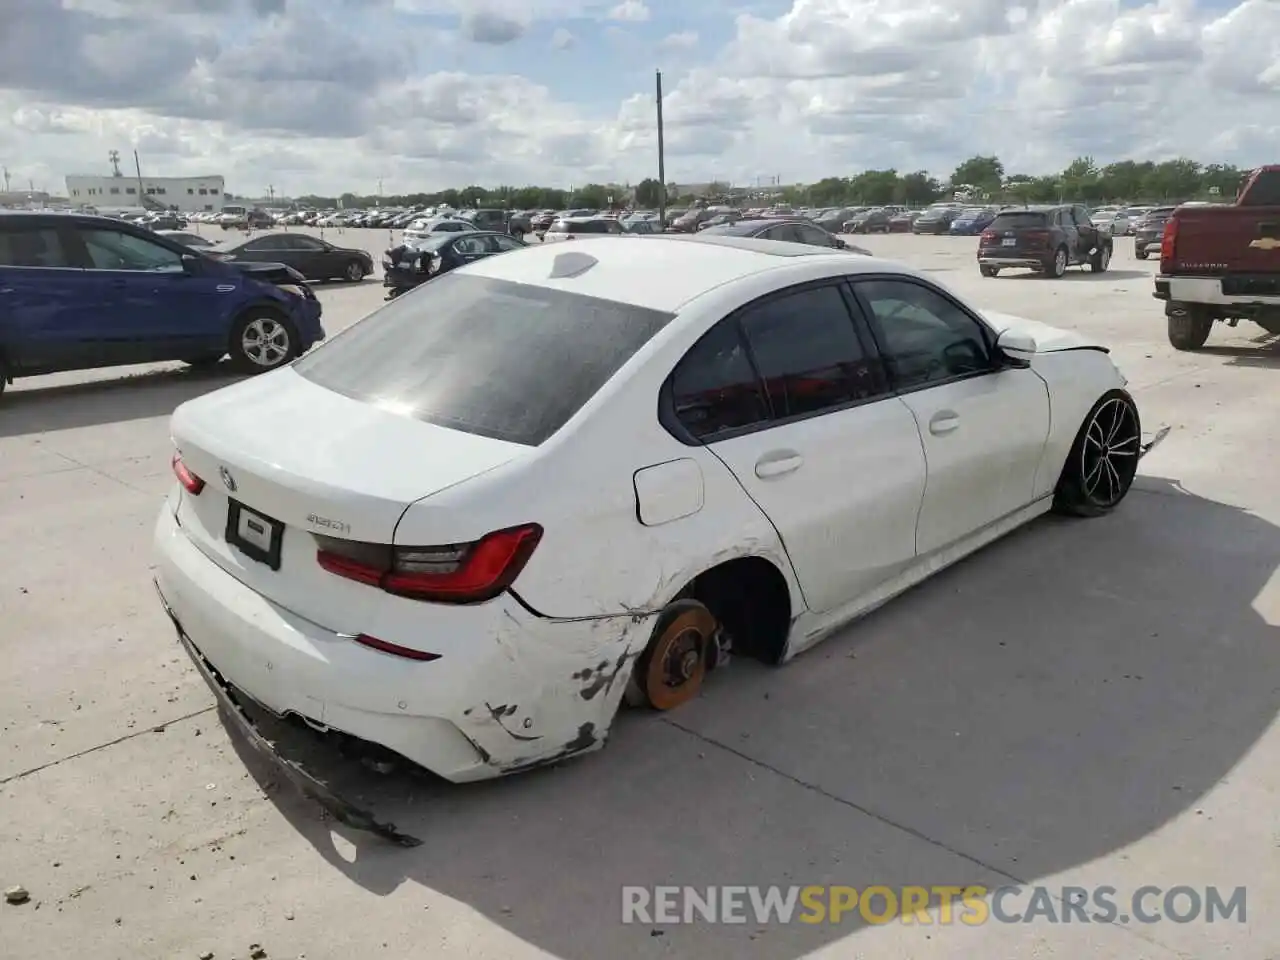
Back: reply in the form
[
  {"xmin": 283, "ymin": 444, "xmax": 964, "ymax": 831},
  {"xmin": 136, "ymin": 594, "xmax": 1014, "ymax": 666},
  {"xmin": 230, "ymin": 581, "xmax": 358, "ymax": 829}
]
[{"xmin": 656, "ymin": 69, "xmax": 666, "ymax": 228}]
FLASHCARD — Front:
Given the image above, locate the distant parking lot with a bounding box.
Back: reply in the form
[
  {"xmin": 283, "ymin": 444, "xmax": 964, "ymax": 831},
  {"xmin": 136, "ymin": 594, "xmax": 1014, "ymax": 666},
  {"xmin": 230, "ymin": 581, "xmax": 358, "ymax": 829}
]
[{"xmin": 3, "ymin": 229, "xmax": 1279, "ymax": 960}]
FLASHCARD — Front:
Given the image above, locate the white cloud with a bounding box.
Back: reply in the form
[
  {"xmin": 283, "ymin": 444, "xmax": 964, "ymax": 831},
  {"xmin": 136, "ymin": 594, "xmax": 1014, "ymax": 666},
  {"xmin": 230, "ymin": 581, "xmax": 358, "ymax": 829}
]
[
  {"xmin": 5, "ymin": 0, "xmax": 1280, "ymax": 195},
  {"xmin": 607, "ymin": 0, "xmax": 650, "ymax": 22},
  {"xmin": 660, "ymin": 30, "xmax": 699, "ymax": 50}
]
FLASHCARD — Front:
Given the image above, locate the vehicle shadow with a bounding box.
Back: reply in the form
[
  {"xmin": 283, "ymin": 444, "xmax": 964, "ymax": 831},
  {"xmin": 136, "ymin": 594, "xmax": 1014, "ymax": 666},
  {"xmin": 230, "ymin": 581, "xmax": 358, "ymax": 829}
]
[
  {"xmin": 225, "ymin": 475, "xmax": 1280, "ymax": 958},
  {"xmin": 1002, "ymin": 269, "xmax": 1150, "ymax": 281},
  {"xmin": 0, "ymin": 364, "xmax": 239, "ymax": 438},
  {"xmin": 1199, "ymin": 340, "xmax": 1280, "ymax": 369}
]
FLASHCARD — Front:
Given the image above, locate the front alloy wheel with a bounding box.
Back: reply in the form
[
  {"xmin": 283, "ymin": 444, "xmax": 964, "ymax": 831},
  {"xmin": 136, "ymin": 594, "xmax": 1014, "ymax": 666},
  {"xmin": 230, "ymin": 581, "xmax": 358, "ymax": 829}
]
[
  {"xmin": 346, "ymin": 261, "xmax": 365, "ymax": 282},
  {"xmin": 1054, "ymin": 391, "xmax": 1141, "ymax": 517},
  {"xmin": 230, "ymin": 311, "xmax": 297, "ymax": 374}
]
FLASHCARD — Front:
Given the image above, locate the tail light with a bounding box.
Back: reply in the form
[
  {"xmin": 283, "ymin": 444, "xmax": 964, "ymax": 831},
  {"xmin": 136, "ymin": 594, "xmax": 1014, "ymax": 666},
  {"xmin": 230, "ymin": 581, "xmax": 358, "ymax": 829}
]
[
  {"xmin": 980, "ymin": 229, "xmax": 996, "ymax": 243},
  {"xmin": 316, "ymin": 524, "xmax": 543, "ymax": 604},
  {"xmin": 1160, "ymin": 217, "xmax": 1178, "ymax": 272},
  {"xmin": 171, "ymin": 453, "xmax": 205, "ymax": 495}
]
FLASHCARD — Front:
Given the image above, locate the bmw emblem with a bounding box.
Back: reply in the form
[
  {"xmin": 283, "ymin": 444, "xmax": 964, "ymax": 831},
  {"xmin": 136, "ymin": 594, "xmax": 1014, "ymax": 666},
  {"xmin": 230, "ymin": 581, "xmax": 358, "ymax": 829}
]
[{"xmin": 219, "ymin": 466, "xmax": 237, "ymax": 492}]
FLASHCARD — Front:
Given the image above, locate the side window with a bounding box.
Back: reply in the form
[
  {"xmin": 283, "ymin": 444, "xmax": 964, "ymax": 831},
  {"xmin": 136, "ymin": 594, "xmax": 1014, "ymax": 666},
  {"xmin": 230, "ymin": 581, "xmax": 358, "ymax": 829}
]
[
  {"xmin": 670, "ymin": 320, "xmax": 769, "ymax": 440},
  {"xmin": 794, "ymin": 224, "xmax": 832, "ymax": 247},
  {"xmin": 453, "ymin": 236, "xmax": 486, "ymax": 255},
  {"xmin": 0, "ymin": 226, "xmax": 72, "ymax": 268},
  {"xmin": 855, "ymin": 279, "xmax": 993, "ymax": 389},
  {"xmin": 290, "ymin": 236, "xmax": 327, "ymax": 251},
  {"xmin": 490, "ymin": 235, "xmax": 524, "ymax": 252},
  {"xmin": 1073, "ymin": 206, "xmax": 1091, "ymax": 228},
  {"xmin": 244, "ymin": 236, "xmax": 282, "ymax": 251},
  {"xmin": 79, "ymin": 229, "xmax": 184, "ymax": 272},
  {"xmin": 738, "ymin": 285, "xmax": 882, "ymax": 418},
  {"xmin": 765, "ymin": 223, "xmax": 801, "ymax": 243}
]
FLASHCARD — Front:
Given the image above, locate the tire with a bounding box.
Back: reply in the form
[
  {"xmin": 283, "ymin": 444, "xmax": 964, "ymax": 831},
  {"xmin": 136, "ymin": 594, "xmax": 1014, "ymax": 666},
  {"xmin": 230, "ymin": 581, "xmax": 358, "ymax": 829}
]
[
  {"xmin": 344, "ymin": 260, "xmax": 365, "ymax": 282},
  {"xmin": 1135, "ymin": 248, "xmax": 1149, "ymax": 260},
  {"xmin": 633, "ymin": 599, "xmax": 718, "ymax": 711},
  {"xmin": 1167, "ymin": 305, "xmax": 1213, "ymax": 351},
  {"xmin": 979, "ymin": 265, "xmax": 1000, "ymax": 278},
  {"xmin": 228, "ymin": 310, "xmax": 300, "ymax": 374},
  {"xmin": 1044, "ymin": 245, "xmax": 1068, "ymax": 278},
  {"xmin": 1089, "ymin": 243, "xmax": 1112, "ymax": 273},
  {"xmin": 0, "ymin": 357, "xmax": 8, "ymax": 399},
  {"xmin": 1053, "ymin": 389, "xmax": 1141, "ymax": 518}
]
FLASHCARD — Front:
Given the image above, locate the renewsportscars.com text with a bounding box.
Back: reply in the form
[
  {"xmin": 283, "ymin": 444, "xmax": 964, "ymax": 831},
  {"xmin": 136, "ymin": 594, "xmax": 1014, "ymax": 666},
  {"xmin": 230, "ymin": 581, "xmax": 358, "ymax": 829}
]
[{"xmin": 621, "ymin": 885, "xmax": 1247, "ymax": 926}]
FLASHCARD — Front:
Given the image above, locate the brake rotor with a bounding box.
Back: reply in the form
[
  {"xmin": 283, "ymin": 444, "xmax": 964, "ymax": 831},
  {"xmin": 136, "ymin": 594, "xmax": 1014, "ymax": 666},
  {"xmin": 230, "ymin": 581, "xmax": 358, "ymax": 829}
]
[{"xmin": 643, "ymin": 606, "xmax": 716, "ymax": 711}]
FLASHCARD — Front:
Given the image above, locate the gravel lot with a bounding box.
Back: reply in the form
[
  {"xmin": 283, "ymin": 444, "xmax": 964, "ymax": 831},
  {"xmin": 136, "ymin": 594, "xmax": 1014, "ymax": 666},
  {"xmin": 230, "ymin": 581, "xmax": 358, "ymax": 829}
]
[{"xmin": 3, "ymin": 228, "xmax": 1279, "ymax": 960}]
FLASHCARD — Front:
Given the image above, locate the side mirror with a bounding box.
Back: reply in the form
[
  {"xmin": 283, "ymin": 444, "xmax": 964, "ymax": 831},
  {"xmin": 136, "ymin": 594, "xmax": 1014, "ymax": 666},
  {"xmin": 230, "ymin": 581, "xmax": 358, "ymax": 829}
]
[
  {"xmin": 995, "ymin": 329, "xmax": 1035, "ymax": 368},
  {"xmin": 181, "ymin": 254, "xmax": 201, "ymax": 274}
]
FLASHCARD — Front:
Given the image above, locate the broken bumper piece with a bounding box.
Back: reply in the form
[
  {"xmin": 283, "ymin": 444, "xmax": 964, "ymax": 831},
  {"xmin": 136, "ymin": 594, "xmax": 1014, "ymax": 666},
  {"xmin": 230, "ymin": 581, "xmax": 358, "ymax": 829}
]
[
  {"xmin": 1138, "ymin": 424, "xmax": 1171, "ymax": 460},
  {"xmin": 154, "ymin": 579, "xmax": 423, "ymax": 848}
]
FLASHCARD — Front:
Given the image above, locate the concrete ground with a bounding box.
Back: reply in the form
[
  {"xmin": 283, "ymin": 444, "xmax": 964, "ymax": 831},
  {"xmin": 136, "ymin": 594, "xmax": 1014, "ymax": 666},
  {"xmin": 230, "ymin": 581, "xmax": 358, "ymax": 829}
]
[{"xmin": 2, "ymin": 228, "xmax": 1278, "ymax": 960}]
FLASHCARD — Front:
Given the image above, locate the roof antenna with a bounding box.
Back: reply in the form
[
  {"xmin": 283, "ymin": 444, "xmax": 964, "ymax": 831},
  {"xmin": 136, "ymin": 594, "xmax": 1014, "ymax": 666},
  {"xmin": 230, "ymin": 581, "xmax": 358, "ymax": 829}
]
[{"xmin": 549, "ymin": 251, "xmax": 597, "ymax": 279}]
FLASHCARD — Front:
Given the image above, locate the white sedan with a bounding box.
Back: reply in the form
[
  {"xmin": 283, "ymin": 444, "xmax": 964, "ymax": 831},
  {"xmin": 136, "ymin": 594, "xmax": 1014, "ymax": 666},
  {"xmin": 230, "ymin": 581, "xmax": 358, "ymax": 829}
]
[
  {"xmin": 153, "ymin": 234, "xmax": 1157, "ymax": 791},
  {"xmin": 402, "ymin": 217, "xmax": 480, "ymax": 241}
]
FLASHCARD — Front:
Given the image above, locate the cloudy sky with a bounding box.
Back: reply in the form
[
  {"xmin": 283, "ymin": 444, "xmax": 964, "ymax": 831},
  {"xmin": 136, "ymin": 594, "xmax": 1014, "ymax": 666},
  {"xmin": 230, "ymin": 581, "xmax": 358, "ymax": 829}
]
[{"xmin": 1, "ymin": 0, "xmax": 1277, "ymax": 197}]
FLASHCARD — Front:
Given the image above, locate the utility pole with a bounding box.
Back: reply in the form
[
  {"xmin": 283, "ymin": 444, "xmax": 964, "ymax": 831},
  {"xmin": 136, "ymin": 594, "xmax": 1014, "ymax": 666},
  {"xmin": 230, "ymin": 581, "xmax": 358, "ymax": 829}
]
[
  {"xmin": 2, "ymin": 167, "xmax": 9, "ymax": 192},
  {"xmin": 656, "ymin": 69, "xmax": 666, "ymax": 227},
  {"xmin": 133, "ymin": 150, "xmax": 145, "ymax": 206},
  {"xmin": 268, "ymin": 184, "xmax": 275, "ymax": 203}
]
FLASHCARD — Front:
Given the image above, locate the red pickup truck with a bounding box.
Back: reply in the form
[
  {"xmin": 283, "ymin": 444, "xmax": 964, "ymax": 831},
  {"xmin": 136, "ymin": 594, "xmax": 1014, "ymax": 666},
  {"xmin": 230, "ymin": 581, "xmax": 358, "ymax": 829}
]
[{"xmin": 1153, "ymin": 165, "xmax": 1280, "ymax": 350}]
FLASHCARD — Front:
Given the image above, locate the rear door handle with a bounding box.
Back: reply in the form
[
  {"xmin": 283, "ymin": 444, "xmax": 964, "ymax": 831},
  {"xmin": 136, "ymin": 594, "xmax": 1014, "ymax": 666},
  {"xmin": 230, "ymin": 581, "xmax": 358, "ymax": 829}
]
[
  {"xmin": 754, "ymin": 452, "xmax": 804, "ymax": 479},
  {"xmin": 929, "ymin": 411, "xmax": 960, "ymax": 435}
]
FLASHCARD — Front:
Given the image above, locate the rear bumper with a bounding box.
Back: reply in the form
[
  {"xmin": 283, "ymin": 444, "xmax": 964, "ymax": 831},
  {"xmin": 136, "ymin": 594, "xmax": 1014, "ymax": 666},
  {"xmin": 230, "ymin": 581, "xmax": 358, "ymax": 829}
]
[
  {"xmin": 155, "ymin": 581, "xmax": 423, "ymax": 847},
  {"xmin": 1154, "ymin": 274, "xmax": 1280, "ymax": 307},
  {"xmin": 978, "ymin": 255, "xmax": 1047, "ymax": 270},
  {"xmin": 152, "ymin": 506, "xmax": 632, "ymax": 786}
]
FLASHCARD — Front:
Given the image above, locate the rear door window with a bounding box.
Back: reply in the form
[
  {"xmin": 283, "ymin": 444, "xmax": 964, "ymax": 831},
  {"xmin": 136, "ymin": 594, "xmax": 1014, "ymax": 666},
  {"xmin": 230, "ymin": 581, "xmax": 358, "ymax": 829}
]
[
  {"xmin": 0, "ymin": 224, "xmax": 72, "ymax": 267},
  {"xmin": 670, "ymin": 320, "xmax": 770, "ymax": 439},
  {"xmin": 293, "ymin": 273, "xmax": 675, "ymax": 446},
  {"xmin": 737, "ymin": 285, "xmax": 885, "ymax": 418}
]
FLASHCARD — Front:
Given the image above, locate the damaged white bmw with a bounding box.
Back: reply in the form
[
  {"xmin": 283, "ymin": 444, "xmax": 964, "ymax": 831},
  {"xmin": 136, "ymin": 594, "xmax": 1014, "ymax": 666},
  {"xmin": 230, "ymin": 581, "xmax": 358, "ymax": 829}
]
[{"xmin": 154, "ymin": 233, "xmax": 1165, "ymax": 791}]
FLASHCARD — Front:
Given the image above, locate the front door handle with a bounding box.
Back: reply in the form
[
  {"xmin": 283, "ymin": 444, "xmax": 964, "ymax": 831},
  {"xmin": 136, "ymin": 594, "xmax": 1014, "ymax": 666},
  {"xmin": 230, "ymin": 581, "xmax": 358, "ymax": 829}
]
[
  {"xmin": 929, "ymin": 411, "xmax": 960, "ymax": 435},
  {"xmin": 754, "ymin": 452, "xmax": 804, "ymax": 479}
]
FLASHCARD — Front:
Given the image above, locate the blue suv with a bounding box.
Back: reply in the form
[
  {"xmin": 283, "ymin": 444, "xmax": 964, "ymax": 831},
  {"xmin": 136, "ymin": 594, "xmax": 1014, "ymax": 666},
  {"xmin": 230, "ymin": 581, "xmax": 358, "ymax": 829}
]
[{"xmin": 0, "ymin": 212, "xmax": 325, "ymax": 396}]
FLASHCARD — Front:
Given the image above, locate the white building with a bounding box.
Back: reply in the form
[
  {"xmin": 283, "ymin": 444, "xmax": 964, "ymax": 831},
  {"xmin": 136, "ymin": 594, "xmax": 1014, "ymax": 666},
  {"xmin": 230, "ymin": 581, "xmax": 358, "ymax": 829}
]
[{"xmin": 64, "ymin": 174, "xmax": 227, "ymax": 213}]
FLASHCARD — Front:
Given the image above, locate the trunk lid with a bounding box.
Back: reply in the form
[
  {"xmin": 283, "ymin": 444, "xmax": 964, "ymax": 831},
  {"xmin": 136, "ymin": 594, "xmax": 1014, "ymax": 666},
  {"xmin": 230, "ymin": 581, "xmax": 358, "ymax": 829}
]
[
  {"xmin": 1167, "ymin": 205, "xmax": 1280, "ymax": 274},
  {"xmin": 170, "ymin": 369, "xmax": 528, "ymax": 626}
]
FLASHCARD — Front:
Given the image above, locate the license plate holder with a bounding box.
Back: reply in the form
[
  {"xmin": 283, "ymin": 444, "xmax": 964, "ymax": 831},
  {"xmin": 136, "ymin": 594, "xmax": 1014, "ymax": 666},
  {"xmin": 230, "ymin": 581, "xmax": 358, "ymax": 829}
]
[
  {"xmin": 226, "ymin": 500, "xmax": 284, "ymax": 571},
  {"xmin": 1002, "ymin": 237, "xmax": 1016, "ymax": 247}
]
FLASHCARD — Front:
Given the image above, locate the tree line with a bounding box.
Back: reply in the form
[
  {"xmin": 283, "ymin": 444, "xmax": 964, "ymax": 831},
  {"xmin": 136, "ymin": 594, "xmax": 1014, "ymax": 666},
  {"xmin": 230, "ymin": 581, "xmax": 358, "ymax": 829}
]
[{"xmin": 287, "ymin": 155, "xmax": 1252, "ymax": 212}]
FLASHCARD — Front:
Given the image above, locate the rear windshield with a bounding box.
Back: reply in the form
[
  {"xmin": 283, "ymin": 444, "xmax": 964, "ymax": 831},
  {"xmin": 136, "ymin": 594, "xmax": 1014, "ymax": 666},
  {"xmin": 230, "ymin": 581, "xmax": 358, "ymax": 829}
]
[
  {"xmin": 292, "ymin": 272, "xmax": 676, "ymax": 446},
  {"xmin": 988, "ymin": 211, "xmax": 1048, "ymax": 230}
]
